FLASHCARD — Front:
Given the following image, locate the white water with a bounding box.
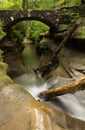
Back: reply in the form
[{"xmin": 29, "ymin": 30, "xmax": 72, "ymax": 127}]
[
  {"xmin": 14, "ymin": 74, "xmax": 85, "ymax": 121},
  {"xmin": 14, "ymin": 73, "xmax": 47, "ymax": 99}
]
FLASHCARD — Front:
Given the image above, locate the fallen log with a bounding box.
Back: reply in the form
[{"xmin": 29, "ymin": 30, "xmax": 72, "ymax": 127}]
[
  {"xmin": 35, "ymin": 19, "xmax": 82, "ymax": 77},
  {"xmin": 38, "ymin": 76, "xmax": 85, "ymax": 99}
]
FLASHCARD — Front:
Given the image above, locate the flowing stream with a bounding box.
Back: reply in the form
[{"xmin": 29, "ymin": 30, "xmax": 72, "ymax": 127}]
[
  {"xmin": 14, "ymin": 39, "xmax": 85, "ymax": 122},
  {"xmin": 14, "ymin": 73, "xmax": 85, "ymax": 121}
]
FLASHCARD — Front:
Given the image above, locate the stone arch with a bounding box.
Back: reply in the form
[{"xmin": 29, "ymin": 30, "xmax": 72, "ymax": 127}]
[
  {"xmin": 4, "ymin": 17, "xmax": 51, "ymax": 32},
  {"xmin": 3, "ymin": 10, "xmax": 58, "ymax": 32}
]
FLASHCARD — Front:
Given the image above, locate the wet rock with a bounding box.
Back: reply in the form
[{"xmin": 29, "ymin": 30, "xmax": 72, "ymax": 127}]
[
  {"xmin": 0, "ymin": 62, "xmax": 85, "ymax": 130},
  {"xmin": 0, "ymin": 79, "xmax": 85, "ymax": 130},
  {"xmin": 1, "ymin": 41, "xmax": 26, "ymax": 78},
  {"xmin": 39, "ymin": 37, "xmax": 57, "ymax": 66},
  {"xmin": 47, "ymin": 43, "xmax": 85, "ymax": 79}
]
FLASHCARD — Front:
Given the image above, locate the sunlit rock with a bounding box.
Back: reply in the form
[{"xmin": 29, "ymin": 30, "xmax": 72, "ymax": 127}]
[
  {"xmin": 0, "ymin": 81, "xmax": 85, "ymax": 130},
  {"xmin": 0, "ymin": 62, "xmax": 85, "ymax": 130}
]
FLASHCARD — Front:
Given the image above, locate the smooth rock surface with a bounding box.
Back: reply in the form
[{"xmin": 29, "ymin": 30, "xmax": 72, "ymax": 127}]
[{"xmin": 0, "ymin": 82, "xmax": 85, "ymax": 130}]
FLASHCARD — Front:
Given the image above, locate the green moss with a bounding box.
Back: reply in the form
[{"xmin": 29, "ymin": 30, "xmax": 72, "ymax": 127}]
[
  {"xmin": 0, "ymin": 21, "xmax": 6, "ymax": 40},
  {"xmin": 0, "ymin": 62, "xmax": 13, "ymax": 87},
  {"xmin": 74, "ymin": 25, "xmax": 85, "ymax": 39},
  {"xmin": 0, "ymin": 49, "xmax": 4, "ymax": 61},
  {"xmin": 55, "ymin": 0, "xmax": 80, "ymax": 8},
  {"xmin": 0, "ymin": 75, "xmax": 13, "ymax": 87},
  {"xmin": 0, "ymin": 62, "xmax": 8, "ymax": 74},
  {"xmin": 61, "ymin": 10, "xmax": 80, "ymax": 24},
  {"xmin": 26, "ymin": 21, "xmax": 49, "ymax": 42},
  {"xmin": 58, "ymin": 10, "xmax": 80, "ymax": 32},
  {"xmin": 58, "ymin": 24, "xmax": 68, "ymax": 31}
]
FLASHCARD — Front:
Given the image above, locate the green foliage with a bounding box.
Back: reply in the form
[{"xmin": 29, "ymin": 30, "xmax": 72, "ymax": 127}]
[
  {"xmin": 25, "ymin": 0, "xmax": 80, "ymax": 10},
  {"xmin": 66, "ymin": 0, "xmax": 80, "ymax": 6},
  {"xmin": 10, "ymin": 22, "xmax": 27, "ymax": 54},
  {"xmin": 0, "ymin": 21, "xmax": 4, "ymax": 61},
  {"xmin": 26, "ymin": 21, "xmax": 49, "ymax": 41},
  {"xmin": 0, "ymin": 0, "xmax": 22, "ymax": 9},
  {"xmin": 0, "ymin": 21, "xmax": 6, "ymax": 40},
  {"xmin": 0, "ymin": 49, "xmax": 3, "ymax": 61},
  {"xmin": 75, "ymin": 27, "xmax": 85, "ymax": 39},
  {"xmin": 74, "ymin": 18, "xmax": 85, "ymax": 39},
  {"xmin": 0, "ymin": 0, "xmax": 80, "ymax": 10},
  {"xmin": 11, "ymin": 22, "xmax": 26, "ymax": 41},
  {"xmin": 56, "ymin": 0, "xmax": 80, "ymax": 8},
  {"xmin": 38, "ymin": 0, "xmax": 56, "ymax": 9},
  {"xmin": 0, "ymin": 0, "xmax": 82, "ymax": 44},
  {"xmin": 21, "ymin": 0, "xmax": 81, "ymax": 41}
]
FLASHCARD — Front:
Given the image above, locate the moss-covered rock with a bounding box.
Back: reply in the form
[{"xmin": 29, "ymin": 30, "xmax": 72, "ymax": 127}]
[
  {"xmin": 0, "ymin": 62, "xmax": 13, "ymax": 87},
  {"xmin": 74, "ymin": 22, "xmax": 85, "ymax": 39}
]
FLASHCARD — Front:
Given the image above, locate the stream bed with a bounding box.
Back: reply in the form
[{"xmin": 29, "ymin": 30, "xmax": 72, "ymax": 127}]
[{"xmin": 13, "ymin": 38, "xmax": 85, "ymax": 129}]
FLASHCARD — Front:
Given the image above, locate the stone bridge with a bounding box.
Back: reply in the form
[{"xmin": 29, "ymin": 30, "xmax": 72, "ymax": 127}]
[
  {"xmin": 0, "ymin": 10, "xmax": 64, "ymax": 31},
  {"xmin": 0, "ymin": 6, "xmax": 85, "ymax": 32},
  {"xmin": 0, "ymin": 9, "xmax": 71, "ymax": 32}
]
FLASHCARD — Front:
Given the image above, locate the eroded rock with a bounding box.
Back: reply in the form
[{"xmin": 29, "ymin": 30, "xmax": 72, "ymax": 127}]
[
  {"xmin": 0, "ymin": 40, "xmax": 26, "ymax": 78},
  {"xmin": 0, "ymin": 62, "xmax": 85, "ymax": 130}
]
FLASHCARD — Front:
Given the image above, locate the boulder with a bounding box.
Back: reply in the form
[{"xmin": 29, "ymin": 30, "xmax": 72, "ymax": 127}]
[{"xmin": 0, "ymin": 61, "xmax": 85, "ymax": 130}]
